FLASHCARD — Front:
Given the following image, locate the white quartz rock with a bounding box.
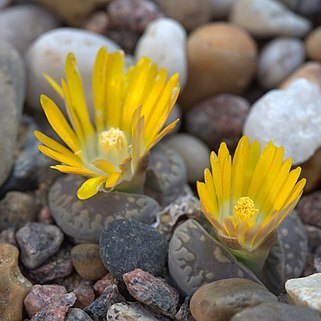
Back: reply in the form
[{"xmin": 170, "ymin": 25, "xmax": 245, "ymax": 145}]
[
  {"xmin": 286, "ymin": 273, "xmax": 321, "ymax": 311},
  {"xmin": 243, "ymin": 79, "xmax": 321, "ymax": 165},
  {"xmin": 230, "ymin": 0, "xmax": 311, "ymax": 38},
  {"xmin": 26, "ymin": 28, "xmax": 120, "ymax": 111},
  {"xmin": 135, "ymin": 18, "xmax": 187, "ymax": 88},
  {"xmin": 258, "ymin": 37, "xmax": 305, "ymax": 89}
]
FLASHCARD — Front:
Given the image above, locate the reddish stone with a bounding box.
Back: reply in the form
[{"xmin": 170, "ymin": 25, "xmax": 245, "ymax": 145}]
[
  {"xmin": 93, "ymin": 273, "xmax": 118, "ymax": 296},
  {"xmin": 73, "ymin": 281, "xmax": 95, "ymax": 309},
  {"xmin": 123, "ymin": 269, "xmax": 179, "ymax": 318},
  {"xmin": 37, "ymin": 206, "xmax": 53, "ymax": 224}
]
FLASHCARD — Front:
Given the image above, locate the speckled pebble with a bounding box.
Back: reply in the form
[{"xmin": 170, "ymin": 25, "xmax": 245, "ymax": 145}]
[
  {"xmin": 190, "ymin": 278, "xmax": 277, "ymax": 321},
  {"xmin": 123, "ymin": 269, "xmax": 179, "ymax": 318},
  {"xmin": 99, "ymin": 219, "xmax": 168, "ymax": 280},
  {"xmin": 71, "ymin": 244, "xmax": 107, "ymax": 280},
  {"xmin": 16, "ymin": 222, "xmax": 64, "ymax": 269},
  {"xmin": 175, "ymin": 295, "xmax": 195, "ymax": 321},
  {"xmin": 66, "ymin": 308, "xmax": 93, "ymax": 321},
  {"xmin": 297, "ymin": 191, "xmax": 321, "ymax": 227},
  {"xmin": 73, "ymin": 281, "xmax": 95, "ymax": 309}
]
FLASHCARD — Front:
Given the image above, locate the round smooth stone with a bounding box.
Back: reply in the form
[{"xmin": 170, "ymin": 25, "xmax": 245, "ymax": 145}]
[
  {"xmin": 49, "ymin": 175, "xmax": 160, "ymax": 243},
  {"xmin": 181, "ymin": 22, "xmax": 257, "ymax": 108},
  {"xmin": 305, "ymin": 26, "xmax": 321, "ymax": 62},
  {"xmin": 163, "ymin": 134, "xmax": 210, "ymax": 183},
  {"xmin": 230, "ymin": 0, "xmax": 311, "ymax": 38},
  {"xmin": 25, "ymin": 27, "xmax": 120, "ymax": 112},
  {"xmin": 0, "ymin": 4, "xmax": 60, "ymax": 54},
  {"xmin": 99, "ymin": 219, "xmax": 168, "ymax": 280},
  {"xmin": 135, "ymin": 18, "xmax": 187, "ymax": 88},
  {"xmin": 258, "ymin": 37, "xmax": 305, "ymax": 89},
  {"xmin": 190, "ymin": 278, "xmax": 277, "ymax": 321}
]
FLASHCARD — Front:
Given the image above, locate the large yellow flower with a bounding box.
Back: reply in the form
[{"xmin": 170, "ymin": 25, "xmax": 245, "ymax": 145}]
[
  {"xmin": 197, "ymin": 136, "xmax": 306, "ymax": 252},
  {"xmin": 35, "ymin": 47, "xmax": 180, "ymax": 199}
]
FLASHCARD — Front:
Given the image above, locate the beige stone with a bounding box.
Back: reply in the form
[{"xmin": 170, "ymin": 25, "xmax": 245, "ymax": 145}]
[
  {"xmin": 306, "ymin": 27, "xmax": 321, "ymax": 62},
  {"xmin": 0, "ymin": 243, "xmax": 33, "ymax": 321},
  {"xmin": 181, "ymin": 23, "xmax": 257, "ymax": 108}
]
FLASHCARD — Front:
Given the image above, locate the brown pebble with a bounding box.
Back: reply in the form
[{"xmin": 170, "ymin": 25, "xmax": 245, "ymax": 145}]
[
  {"xmin": 306, "ymin": 26, "xmax": 321, "ymax": 62},
  {"xmin": 71, "ymin": 243, "xmax": 107, "ymax": 280},
  {"xmin": 84, "ymin": 11, "xmax": 109, "ymax": 34},
  {"xmin": 93, "ymin": 273, "xmax": 118, "ymax": 295},
  {"xmin": 73, "ymin": 281, "xmax": 95, "ymax": 308},
  {"xmin": 0, "ymin": 243, "xmax": 33, "ymax": 321}
]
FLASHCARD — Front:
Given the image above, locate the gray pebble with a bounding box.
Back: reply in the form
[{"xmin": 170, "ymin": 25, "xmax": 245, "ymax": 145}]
[
  {"xmin": 99, "ymin": 219, "xmax": 168, "ymax": 280},
  {"xmin": 16, "ymin": 222, "xmax": 64, "ymax": 269},
  {"xmin": 280, "ymin": 0, "xmax": 321, "ymax": 15},
  {"xmin": 66, "ymin": 308, "xmax": 93, "ymax": 321},
  {"xmin": 49, "ymin": 174, "xmax": 160, "ymax": 243}
]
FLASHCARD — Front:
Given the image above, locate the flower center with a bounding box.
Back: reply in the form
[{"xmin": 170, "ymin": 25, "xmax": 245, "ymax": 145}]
[{"xmin": 234, "ymin": 196, "xmax": 258, "ymax": 222}]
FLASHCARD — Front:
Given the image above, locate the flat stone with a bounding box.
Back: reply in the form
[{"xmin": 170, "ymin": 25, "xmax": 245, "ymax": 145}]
[
  {"xmin": 231, "ymin": 302, "xmax": 321, "ymax": 321},
  {"xmin": 0, "ymin": 243, "xmax": 33, "ymax": 321},
  {"xmin": 49, "ymin": 174, "xmax": 160, "ymax": 243},
  {"xmin": 285, "ymin": 273, "xmax": 321, "ymax": 311},
  {"xmin": 99, "ymin": 219, "xmax": 168, "ymax": 280},
  {"xmin": 16, "ymin": 222, "xmax": 64, "ymax": 269},
  {"xmin": 190, "ymin": 278, "xmax": 277, "ymax": 321},
  {"xmin": 168, "ymin": 219, "xmax": 261, "ymax": 296},
  {"xmin": 123, "ymin": 269, "xmax": 179, "ymax": 318},
  {"xmin": 71, "ymin": 244, "xmax": 107, "ymax": 280},
  {"xmin": 0, "ymin": 40, "xmax": 25, "ymax": 187}
]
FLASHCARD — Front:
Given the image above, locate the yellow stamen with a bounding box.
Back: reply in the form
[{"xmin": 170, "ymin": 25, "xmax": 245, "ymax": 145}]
[
  {"xmin": 98, "ymin": 128, "xmax": 128, "ymax": 153},
  {"xmin": 234, "ymin": 196, "xmax": 258, "ymax": 222}
]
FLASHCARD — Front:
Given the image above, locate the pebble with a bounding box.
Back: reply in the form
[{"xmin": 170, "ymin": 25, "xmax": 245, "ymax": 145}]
[
  {"xmin": 209, "ymin": 0, "xmax": 237, "ymax": 19},
  {"xmin": 49, "ymin": 174, "xmax": 160, "ymax": 243},
  {"xmin": 258, "ymin": 37, "xmax": 305, "ymax": 89},
  {"xmin": 297, "ymin": 191, "xmax": 321, "ymax": 227},
  {"xmin": 243, "ymin": 79, "xmax": 321, "ymax": 165},
  {"xmin": 16, "ymin": 222, "xmax": 64, "ymax": 269},
  {"xmin": 164, "ymin": 134, "xmax": 210, "ymax": 183},
  {"xmin": 0, "ymin": 40, "xmax": 25, "ymax": 187},
  {"xmin": 35, "ymin": 0, "xmax": 109, "ymax": 26},
  {"xmin": 306, "ymin": 225, "xmax": 321, "ymax": 251},
  {"xmin": 280, "ymin": 61, "xmax": 321, "ymax": 91},
  {"xmin": 185, "ymin": 94, "xmax": 249, "ymax": 150},
  {"xmin": 73, "ymin": 281, "xmax": 95, "ymax": 309},
  {"xmin": 107, "ymin": 0, "xmax": 162, "ymax": 33},
  {"xmin": 168, "ymin": 219, "xmax": 261, "ymax": 296},
  {"xmin": 0, "ymin": 0, "xmax": 13, "ymax": 9},
  {"xmin": 107, "ymin": 28, "xmax": 140, "ymax": 54},
  {"xmin": 99, "ymin": 219, "xmax": 168, "ymax": 280},
  {"xmin": 181, "ymin": 23, "xmax": 257, "ymax": 108},
  {"xmin": 230, "ymin": 0, "xmax": 311, "ymax": 38},
  {"xmin": 280, "ymin": 0, "xmax": 321, "ymax": 15},
  {"xmin": 71, "ymin": 244, "xmax": 107, "ymax": 280},
  {"xmin": 135, "ymin": 18, "xmax": 187, "ymax": 88},
  {"xmin": 31, "ymin": 292, "xmax": 76, "ymax": 321},
  {"xmin": 190, "ymin": 278, "xmax": 277, "ymax": 321},
  {"xmin": 28, "ymin": 246, "xmax": 74, "ymax": 284},
  {"xmin": 314, "ymin": 246, "xmax": 321, "ymax": 272},
  {"xmin": 0, "ymin": 192, "xmax": 38, "ymax": 231},
  {"xmin": 285, "ymin": 273, "xmax": 321, "ymax": 311},
  {"xmin": 84, "ymin": 284, "xmax": 125, "ymax": 320},
  {"xmin": 154, "ymin": 0, "xmax": 210, "ymax": 31},
  {"xmin": 66, "ymin": 308, "xmax": 94, "ymax": 321},
  {"xmin": 0, "ymin": 228, "xmax": 17, "ymax": 246},
  {"xmin": 305, "ymin": 26, "xmax": 321, "ymax": 62},
  {"xmin": 231, "ymin": 302, "xmax": 321, "ymax": 321},
  {"xmin": 0, "ymin": 243, "xmax": 33, "ymax": 321},
  {"xmin": 145, "ymin": 145, "xmax": 187, "ymax": 206},
  {"xmin": 0, "ymin": 4, "xmax": 60, "ymax": 54},
  {"xmin": 84, "ymin": 11, "xmax": 109, "ymax": 34},
  {"xmin": 25, "ymin": 27, "xmax": 120, "ymax": 112},
  {"xmin": 107, "ymin": 302, "xmax": 162, "ymax": 321},
  {"xmin": 175, "ymin": 295, "xmax": 195, "ymax": 321},
  {"xmin": 123, "ymin": 269, "xmax": 179, "ymax": 318},
  {"xmin": 24, "ymin": 284, "xmax": 67, "ymax": 318},
  {"xmin": 93, "ymin": 273, "xmax": 118, "ymax": 296}
]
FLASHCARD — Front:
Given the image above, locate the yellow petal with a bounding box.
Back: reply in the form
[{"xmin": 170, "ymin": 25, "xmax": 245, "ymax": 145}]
[
  {"xmin": 43, "ymin": 73, "xmax": 63, "ymax": 98},
  {"xmin": 92, "ymin": 159, "xmax": 117, "ymax": 175},
  {"xmin": 77, "ymin": 176, "xmax": 107, "ymax": 200},
  {"xmin": 51, "ymin": 165, "xmax": 97, "ymax": 177}
]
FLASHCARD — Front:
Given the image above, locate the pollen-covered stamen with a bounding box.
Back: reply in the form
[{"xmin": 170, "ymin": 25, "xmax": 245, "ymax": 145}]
[
  {"xmin": 234, "ymin": 196, "xmax": 258, "ymax": 223},
  {"xmin": 98, "ymin": 128, "xmax": 129, "ymax": 165}
]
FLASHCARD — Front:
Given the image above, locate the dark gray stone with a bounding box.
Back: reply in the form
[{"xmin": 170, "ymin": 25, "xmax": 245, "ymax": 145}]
[
  {"xmin": 16, "ymin": 222, "xmax": 64, "ymax": 269},
  {"xmin": 66, "ymin": 308, "xmax": 93, "ymax": 321},
  {"xmin": 49, "ymin": 174, "xmax": 160, "ymax": 243},
  {"xmin": 99, "ymin": 219, "xmax": 168, "ymax": 280}
]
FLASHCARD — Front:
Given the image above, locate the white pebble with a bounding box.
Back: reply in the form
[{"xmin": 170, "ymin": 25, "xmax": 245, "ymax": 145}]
[
  {"xmin": 243, "ymin": 79, "xmax": 321, "ymax": 165},
  {"xmin": 135, "ymin": 18, "xmax": 187, "ymax": 88},
  {"xmin": 26, "ymin": 28, "xmax": 120, "ymax": 112}
]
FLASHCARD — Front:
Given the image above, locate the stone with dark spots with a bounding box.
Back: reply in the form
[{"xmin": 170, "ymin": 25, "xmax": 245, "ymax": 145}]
[
  {"xmin": 190, "ymin": 278, "xmax": 277, "ymax": 321},
  {"xmin": 73, "ymin": 281, "xmax": 95, "ymax": 309},
  {"xmin": 66, "ymin": 308, "xmax": 93, "ymax": 321},
  {"xmin": 185, "ymin": 94, "xmax": 250, "ymax": 151},
  {"xmin": 230, "ymin": 302, "xmax": 321, "ymax": 321},
  {"xmin": 123, "ymin": 269, "xmax": 179, "ymax": 318},
  {"xmin": 28, "ymin": 246, "xmax": 73, "ymax": 284},
  {"xmin": 16, "ymin": 222, "xmax": 64, "ymax": 269},
  {"xmin": 175, "ymin": 295, "xmax": 195, "ymax": 321},
  {"xmin": 99, "ymin": 219, "xmax": 168, "ymax": 280},
  {"xmin": 145, "ymin": 145, "xmax": 187, "ymax": 206},
  {"xmin": 168, "ymin": 219, "xmax": 262, "ymax": 296},
  {"xmin": 49, "ymin": 174, "xmax": 160, "ymax": 243},
  {"xmin": 93, "ymin": 273, "xmax": 118, "ymax": 296},
  {"xmin": 84, "ymin": 284, "xmax": 125, "ymax": 321},
  {"xmin": 297, "ymin": 191, "xmax": 321, "ymax": 227}
]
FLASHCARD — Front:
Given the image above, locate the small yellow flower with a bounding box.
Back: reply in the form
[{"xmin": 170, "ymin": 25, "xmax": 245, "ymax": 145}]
[
  {"xmin": 197, "ymin": 136, "xmax": 306, "ymax": 252},
  {"xmin": 35, "ymin": 47, "xmax": 180, "ymax": 199}
]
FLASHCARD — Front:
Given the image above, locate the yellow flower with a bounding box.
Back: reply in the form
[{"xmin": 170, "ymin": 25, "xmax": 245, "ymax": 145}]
[
  {"xmin": 197, "ymin": 136, "xmax": 306, "ymax": 252},
  {"xmin": 35, "ymin": 47, "xmax": 180, "ymax": 199}
]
